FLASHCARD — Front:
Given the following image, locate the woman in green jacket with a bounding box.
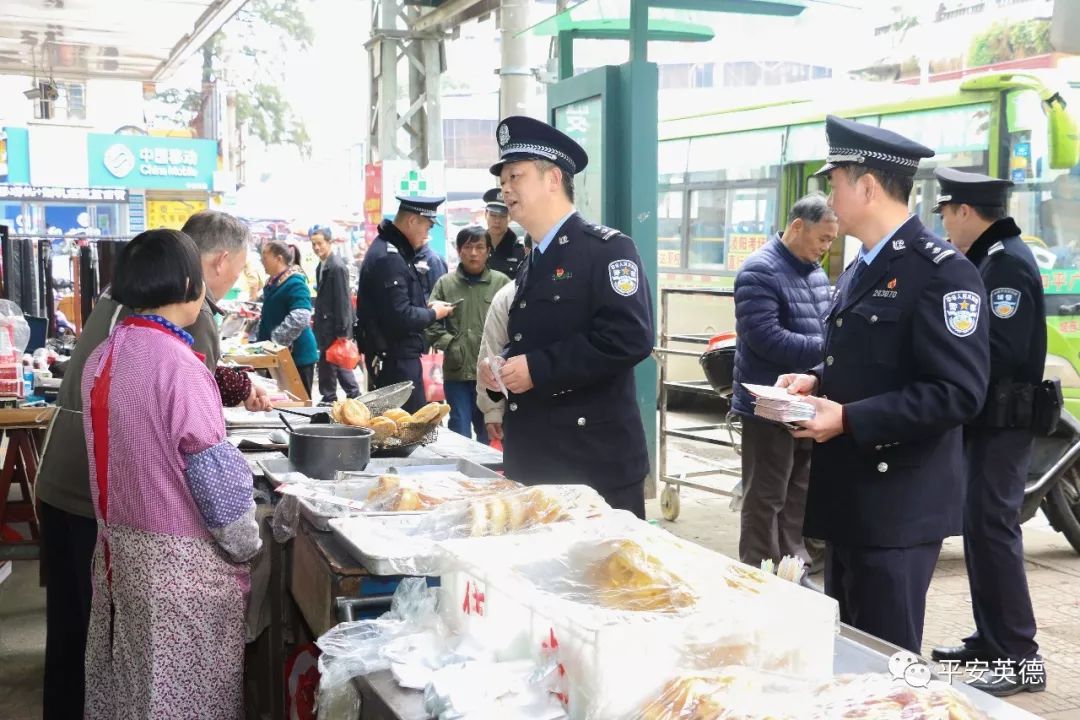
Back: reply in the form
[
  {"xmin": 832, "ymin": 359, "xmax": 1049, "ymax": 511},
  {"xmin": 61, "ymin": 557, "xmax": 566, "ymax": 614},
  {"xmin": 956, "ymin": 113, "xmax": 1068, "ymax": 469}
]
[
  {"xmin": 426, "ymin": 226, "xmax": 510, "ymax": 442},
  {"xmin": 258, "ymin": 241, "xmax": 319, "ymax": 396}
]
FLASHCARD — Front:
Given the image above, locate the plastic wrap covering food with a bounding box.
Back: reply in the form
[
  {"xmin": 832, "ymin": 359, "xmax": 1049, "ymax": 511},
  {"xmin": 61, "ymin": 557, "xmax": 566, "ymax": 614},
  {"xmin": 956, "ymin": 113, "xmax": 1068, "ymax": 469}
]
[
  {"xmin": 328, "ymin": 485, "xmax": 611, "ymax": 576},
  {"xmin": 362, "ymin": 473, "xmax": 521, "ymax": 512},
  {"xmin": 437, "ymin": 517, "xmax": 840, "ymax": 719},
  {"xmin": 632, "ymin": 668, "xmax": 989, "ymax": 720}
]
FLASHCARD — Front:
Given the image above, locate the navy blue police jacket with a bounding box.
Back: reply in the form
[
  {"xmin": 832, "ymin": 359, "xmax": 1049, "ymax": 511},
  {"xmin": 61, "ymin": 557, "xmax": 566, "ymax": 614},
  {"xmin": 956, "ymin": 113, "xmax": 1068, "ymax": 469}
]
[
  {"xmin": 356, "ymin": 220, "xmax": 436, "ymax": 359},
  {"xmin": 804, "ymin": 216, "xmax": 990, "ymax": 547},
  {"xmin": 965, "ymin": 218, "xmax": 1046, "ymax": 388},
  {"xmin": 496, "ymin": 212, "xmax": 655, "ymax": 492}
]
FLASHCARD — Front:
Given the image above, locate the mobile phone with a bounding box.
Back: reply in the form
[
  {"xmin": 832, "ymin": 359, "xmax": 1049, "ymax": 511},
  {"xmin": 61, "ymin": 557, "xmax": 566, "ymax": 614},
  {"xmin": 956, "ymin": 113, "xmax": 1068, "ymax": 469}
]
[{"xmin": 449, "ymin": 298, "xmax": 465, "ymax": 307}]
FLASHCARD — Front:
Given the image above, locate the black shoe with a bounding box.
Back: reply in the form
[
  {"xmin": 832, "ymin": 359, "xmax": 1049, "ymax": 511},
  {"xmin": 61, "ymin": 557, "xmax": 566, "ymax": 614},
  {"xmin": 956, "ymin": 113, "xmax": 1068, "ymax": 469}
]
[
  {"xmin": 966, "ymin": 658, "xmax": 1046, "ymax": 697},
  {"xmin": 930, "ymin": 644, "xmax": 993, "ymax": 663}
]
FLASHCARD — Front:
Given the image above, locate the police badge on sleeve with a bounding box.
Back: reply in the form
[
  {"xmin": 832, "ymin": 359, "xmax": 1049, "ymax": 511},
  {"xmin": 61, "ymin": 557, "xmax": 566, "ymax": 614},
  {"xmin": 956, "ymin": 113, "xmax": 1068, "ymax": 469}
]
[
  {"xmin": 943, "ymin": 290, "xmax": 981, "ymax": 337},
  {"xmin": 608, "ymin": 259, "xmax": 639, "ymax": 296},
  {"xmin": 990, "ymin": 287, "xmax": 1021, "ymax": 319}
]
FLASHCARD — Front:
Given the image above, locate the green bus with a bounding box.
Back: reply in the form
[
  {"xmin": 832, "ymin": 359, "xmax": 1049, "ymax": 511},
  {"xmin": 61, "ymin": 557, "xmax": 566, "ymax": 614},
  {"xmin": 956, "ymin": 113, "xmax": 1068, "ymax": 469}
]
[{"xmin": 656, "ymin": 70, "xmax": 1080, "ymax": 391}]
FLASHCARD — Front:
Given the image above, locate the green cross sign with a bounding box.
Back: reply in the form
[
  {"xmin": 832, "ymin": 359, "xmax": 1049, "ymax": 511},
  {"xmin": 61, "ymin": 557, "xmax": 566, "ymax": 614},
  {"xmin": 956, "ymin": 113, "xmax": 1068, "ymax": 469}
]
[{"xmin": 398, "ymin": 170, "xmax": 428, "ymax": 193}]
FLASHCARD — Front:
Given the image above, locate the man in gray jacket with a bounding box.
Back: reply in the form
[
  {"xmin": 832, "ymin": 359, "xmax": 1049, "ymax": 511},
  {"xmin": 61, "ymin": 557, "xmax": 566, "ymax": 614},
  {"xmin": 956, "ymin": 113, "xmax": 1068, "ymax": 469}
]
[{"xmin": 36, "ymin": 210, "xmax": 265, "ymax": 720}]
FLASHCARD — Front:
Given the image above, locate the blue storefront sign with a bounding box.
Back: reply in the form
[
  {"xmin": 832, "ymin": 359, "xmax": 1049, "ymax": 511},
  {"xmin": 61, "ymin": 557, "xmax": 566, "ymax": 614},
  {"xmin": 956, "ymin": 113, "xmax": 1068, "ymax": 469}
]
[{"xmin": 87, "ymin": 134, "xmax": 217, "ymax": 191}]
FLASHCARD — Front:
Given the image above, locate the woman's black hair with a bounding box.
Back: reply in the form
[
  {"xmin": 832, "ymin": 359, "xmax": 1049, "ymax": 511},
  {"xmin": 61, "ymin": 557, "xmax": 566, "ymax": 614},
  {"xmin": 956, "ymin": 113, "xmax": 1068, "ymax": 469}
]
[
  {"xmin": 288, "ymin": 243, "xmax": 303, "ymax": 268},
  {"xmin": 263, "ymin": 240, "xmax": 294, "ymax": 265},
  {"xmin": 456, "ymin": 225, "xmax": 487, "ymax": 251},
  {"xmin": 111, "ymin": 229, "xmax": 203, "ymax": 309}
]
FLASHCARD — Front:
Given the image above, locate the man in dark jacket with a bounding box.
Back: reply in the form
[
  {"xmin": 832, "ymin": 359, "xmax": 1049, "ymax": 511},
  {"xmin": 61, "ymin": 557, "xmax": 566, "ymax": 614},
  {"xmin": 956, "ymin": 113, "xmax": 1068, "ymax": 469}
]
[
  {"xmin": 733, "ymin": 193, "xmax": 835, "ymax": 572},
  {"xmin": 311, "ymin": 226, "xmax": 361, "ymax": 403},
  {"xmin": 930, "ymin": 168, "xmax": 1046, "ymax": 695}
]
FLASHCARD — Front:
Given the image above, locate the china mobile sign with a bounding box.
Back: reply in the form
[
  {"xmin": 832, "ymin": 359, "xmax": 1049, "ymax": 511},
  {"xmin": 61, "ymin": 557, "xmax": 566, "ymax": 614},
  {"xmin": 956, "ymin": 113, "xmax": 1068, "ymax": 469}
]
[{"xmin": 87, "ymin": 134, "xmax": 217, "ymax": 191}]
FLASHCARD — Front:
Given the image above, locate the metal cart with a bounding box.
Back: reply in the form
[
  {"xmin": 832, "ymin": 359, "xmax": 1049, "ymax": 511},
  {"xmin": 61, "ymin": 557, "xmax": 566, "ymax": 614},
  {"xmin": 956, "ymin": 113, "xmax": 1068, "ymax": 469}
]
[{"xmin": 653, "ymin": 287, "xmax": 742, "ymax": 520}]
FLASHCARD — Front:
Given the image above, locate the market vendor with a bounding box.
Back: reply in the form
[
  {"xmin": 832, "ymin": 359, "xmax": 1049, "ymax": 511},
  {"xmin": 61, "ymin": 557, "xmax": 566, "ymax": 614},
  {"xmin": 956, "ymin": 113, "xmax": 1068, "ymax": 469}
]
[
  {"xmin": 258, "ymin": 241, "xmax": 319, "ymax": 396},
  {"xmin": 36, "ymin": 210, "xmax": 264, "ymax": 720},
  {"xmin": 81, "ymin": 228, "xmax": 260, "ymax": 718}
]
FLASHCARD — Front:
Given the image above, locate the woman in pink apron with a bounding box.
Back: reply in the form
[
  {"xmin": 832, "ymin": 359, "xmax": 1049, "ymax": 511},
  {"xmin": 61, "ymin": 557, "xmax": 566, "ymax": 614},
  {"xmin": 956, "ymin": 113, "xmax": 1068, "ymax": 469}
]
[{"xmin": 81, "ymin": 229, "xmax": 261, "ymax": 719}]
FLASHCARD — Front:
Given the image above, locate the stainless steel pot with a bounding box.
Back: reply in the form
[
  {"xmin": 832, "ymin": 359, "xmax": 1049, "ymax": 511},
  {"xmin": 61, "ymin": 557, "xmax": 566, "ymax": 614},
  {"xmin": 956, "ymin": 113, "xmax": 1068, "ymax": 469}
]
[{"xmin": 287, "ymin": 424, "xmax": 373, "ymax": 480}]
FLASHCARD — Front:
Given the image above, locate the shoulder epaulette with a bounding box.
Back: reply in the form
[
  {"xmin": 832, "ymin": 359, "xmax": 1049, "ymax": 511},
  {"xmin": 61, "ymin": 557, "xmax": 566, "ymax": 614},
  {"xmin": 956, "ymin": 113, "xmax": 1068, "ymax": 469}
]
[
  {"xmin": 987, "ymin": 241, "xmax": 1005, "ymax": 255},
  {"xmin": 913, "ymin": 237, "xmax": 957, "ymax": 265},
  {"xmin": 583, "ymin": 222, "xmax": 624, "ymax": 242}
]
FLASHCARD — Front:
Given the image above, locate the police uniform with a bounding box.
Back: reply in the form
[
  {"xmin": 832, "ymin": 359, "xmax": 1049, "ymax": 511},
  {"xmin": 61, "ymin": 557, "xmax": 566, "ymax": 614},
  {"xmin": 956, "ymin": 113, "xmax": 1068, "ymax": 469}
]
[
  {"xmin": 483, "ymin": 188, "xmax": 527, "ymax": 279},
  {"xmin": 356, "ymin": 196, "xmax": 445, "ymax": 413},
  {"xmin": 489, "ymin": 116, "xmax": 655, "ymax": 518},
  {"xmin": 929, "ymin": 169, "xmax": 1045, "ymax": 691},
  {"xmin": 805, "ymin": 116, "xmax": 991, "ymax": 654}
]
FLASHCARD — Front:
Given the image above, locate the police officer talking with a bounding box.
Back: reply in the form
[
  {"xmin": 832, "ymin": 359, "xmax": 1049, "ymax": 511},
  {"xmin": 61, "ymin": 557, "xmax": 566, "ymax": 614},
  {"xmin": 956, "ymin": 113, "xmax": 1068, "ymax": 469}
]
[
  {"xmin": 483, "ymin": 187, "xmax": 527, "ymax": 279},
  {"xmin": 356, "ymin": 195, "xmax": 455, "ymax": 412},
  {"xmin": 778, "ymin": 116, "xmax": 991, "ymax": 654},
  {"xmin": 930, "ymin": 168, "xmax": 1046, "ymax": 695},
  {"xmin": 478, "ymin": 116, "xmax": 655, "ymax": 518}
]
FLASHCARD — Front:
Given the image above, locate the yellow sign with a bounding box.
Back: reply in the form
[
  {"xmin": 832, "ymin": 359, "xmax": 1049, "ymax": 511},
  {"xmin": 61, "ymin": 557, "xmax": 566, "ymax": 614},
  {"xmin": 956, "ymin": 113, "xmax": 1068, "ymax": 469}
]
[
  {"xmin": 725, "ymin": 233, "xmax": 769, "ymax": 271},
  {"xmin": 147, "ymin": 199, "xmax": 206, "ymax": 230}
]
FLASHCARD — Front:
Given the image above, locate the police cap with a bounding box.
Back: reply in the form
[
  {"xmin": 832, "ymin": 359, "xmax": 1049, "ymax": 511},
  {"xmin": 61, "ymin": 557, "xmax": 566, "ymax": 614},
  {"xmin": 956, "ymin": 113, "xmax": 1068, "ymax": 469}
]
[
  {"xmin": 490, "ymin": 115, "xmax": 589, "ymax": 177},
  {"xmin": 815, "ymin": 115, "xmax": 935, "ymax": 178},
  {"xmin": 396, "ymin": 195, "xmax": 445, "ymax": 224},
  {"xmin": 932, "ymin": 167, "xmax": 1012, "ymax": 213},
  {"xmin": 483, "ymin": 188, "xmax": 508, "ymax": 214}
]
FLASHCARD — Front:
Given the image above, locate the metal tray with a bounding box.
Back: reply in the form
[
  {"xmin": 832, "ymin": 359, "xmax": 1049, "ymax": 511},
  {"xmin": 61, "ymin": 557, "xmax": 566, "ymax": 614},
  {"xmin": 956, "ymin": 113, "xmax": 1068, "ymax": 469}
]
[{"xmin": 328, "ymin": 514, "xmax": 432, "ymax": 575}]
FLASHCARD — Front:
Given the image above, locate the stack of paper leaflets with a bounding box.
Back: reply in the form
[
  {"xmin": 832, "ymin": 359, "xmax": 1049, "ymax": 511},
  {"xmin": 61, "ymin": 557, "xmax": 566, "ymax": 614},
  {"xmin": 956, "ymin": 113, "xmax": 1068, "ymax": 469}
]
[{"xmin": 742, "ymin": 383, "xmax": 816, "ymax": 425}]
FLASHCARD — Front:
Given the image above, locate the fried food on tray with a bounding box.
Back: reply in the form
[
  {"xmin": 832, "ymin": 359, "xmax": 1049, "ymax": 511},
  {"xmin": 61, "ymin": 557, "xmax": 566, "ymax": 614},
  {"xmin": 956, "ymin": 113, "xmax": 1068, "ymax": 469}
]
[
  {"xmin": 585, "ymin": 539, "xmax": 697, "ymax": 613},
  {"xmin": 365, "ymin": 474, "xmax": 520, "ymax": 512},
  {"xmin": 332, "ymin": 398, "xmax": 372, "ymax": 427},
  {"xmin": 465, "ymin": 488, "xmax": 571, "ymax": 537}
]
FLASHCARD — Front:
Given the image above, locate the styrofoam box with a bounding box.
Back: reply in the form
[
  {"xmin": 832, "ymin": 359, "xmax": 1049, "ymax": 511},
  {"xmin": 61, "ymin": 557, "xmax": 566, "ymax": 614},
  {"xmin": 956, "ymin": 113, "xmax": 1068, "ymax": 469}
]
[{"xmin": 437, "ymin": 520, "xmax": 839, "ymax": 720}]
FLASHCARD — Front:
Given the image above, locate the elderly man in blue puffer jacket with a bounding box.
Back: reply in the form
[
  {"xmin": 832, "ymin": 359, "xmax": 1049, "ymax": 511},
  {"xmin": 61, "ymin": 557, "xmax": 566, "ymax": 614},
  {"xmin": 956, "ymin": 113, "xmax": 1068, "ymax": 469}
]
[{"xmin": 733, "ymin": 192, "xmax": 836, "ymax": 574}]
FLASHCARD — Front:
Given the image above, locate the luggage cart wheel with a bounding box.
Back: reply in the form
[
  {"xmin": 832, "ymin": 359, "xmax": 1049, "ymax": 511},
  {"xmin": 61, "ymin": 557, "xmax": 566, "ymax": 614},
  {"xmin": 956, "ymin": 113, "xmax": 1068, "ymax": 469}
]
[{"xmin": 660, "ymin": 484, "xmax": 681, "ymax": 521}]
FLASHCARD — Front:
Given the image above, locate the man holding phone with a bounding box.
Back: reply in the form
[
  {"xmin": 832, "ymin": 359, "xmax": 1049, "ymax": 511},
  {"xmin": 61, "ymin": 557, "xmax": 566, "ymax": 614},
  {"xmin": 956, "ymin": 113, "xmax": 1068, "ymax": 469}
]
[{"xmin": 426, "ymin": 226, "xmax": 510, "ymax": 442}]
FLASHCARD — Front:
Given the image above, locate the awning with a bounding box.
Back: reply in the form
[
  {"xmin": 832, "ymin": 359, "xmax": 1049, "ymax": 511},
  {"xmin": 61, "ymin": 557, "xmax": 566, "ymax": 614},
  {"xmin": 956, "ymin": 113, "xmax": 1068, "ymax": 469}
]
[{"xmin": 0, "ymin": 0, "xmax": 249, "ymax": 81}]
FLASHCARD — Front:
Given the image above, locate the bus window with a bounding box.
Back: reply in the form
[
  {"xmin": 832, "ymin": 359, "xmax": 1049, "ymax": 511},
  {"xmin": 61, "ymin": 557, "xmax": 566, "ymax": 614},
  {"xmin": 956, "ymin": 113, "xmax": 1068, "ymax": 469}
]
[
  {"xmin": 688, "ymin": 188, "xmax": 726, "ymax": 271},
  {"xmin": 1006, "ymin": 89, "xmax": 1080, "ymax": 291},
  {"xmin": 658, "ymin": 190, "xmax": 684, "ymax": 269}
]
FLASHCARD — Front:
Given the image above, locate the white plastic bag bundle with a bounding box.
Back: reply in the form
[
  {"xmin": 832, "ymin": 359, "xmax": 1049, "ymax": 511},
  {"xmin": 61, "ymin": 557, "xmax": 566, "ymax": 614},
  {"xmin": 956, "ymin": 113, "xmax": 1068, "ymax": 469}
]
[{"xmin": 0, "ymin": 300, "xmax": 30, "ymax": 362}]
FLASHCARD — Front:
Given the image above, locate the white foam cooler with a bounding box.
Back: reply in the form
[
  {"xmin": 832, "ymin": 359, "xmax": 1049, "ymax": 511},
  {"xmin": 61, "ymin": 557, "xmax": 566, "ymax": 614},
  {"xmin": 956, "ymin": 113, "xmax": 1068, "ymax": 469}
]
[{"xmin": 438, "ymin": 520, "xmax": 839, "ymax": 720}]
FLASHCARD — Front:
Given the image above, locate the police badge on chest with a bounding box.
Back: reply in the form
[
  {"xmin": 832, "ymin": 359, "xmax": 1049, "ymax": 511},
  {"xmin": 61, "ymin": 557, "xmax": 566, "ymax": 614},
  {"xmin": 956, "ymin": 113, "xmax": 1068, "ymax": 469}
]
[{"xmin": 872, "ymin": 277, "xmax": 898, "ymax": 299}]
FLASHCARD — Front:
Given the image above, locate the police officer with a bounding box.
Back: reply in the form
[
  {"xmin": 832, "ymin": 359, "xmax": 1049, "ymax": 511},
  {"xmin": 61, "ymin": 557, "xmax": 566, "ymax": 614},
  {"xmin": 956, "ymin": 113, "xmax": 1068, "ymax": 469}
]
[
  {"xmin": 415, "ymin": 237, "xmax": 447, "ymax": 299},
  {"xmin": 356, "ymin": 195, "xmax": 455, "ymax": 412},
  {"xmin": 483, "ymin": 187, "xmax": 527, "ymax": 279},
  {"xmin": 779, "ymin": 116, "xmax": 991, "ymax": 654},
  {"xmin": 477, "ymin": 116, "xmax": 655, "ymax": 518},
  {"xmin": 930, "ymin": 168, "xmax": 1046, "ymax": 695}
]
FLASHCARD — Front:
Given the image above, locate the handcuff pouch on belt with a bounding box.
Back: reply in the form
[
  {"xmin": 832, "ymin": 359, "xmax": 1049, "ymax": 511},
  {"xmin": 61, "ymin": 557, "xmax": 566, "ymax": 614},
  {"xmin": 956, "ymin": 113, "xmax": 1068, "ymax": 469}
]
[{"xmin": 982, "ymin": 378, "xmax": 1063, "ymax": 436}]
